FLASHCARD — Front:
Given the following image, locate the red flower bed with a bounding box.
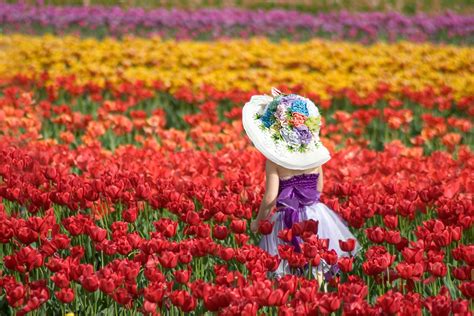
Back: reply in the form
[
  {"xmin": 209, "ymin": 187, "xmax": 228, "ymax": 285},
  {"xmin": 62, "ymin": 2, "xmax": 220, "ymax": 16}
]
[
  {"xmin": 0, "ymin": 136, "xmax": 472, "ymax": 314},
  {"xmin": 0, "ymin": 76, "xmax": 472, "ymax": 314}
]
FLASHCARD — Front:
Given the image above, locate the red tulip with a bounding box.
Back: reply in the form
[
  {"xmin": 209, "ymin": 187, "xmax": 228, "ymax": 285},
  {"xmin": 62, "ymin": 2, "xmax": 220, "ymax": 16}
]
[
  {"xmin": 258, "ymin": 220, "xmax": 273, "ymax": 235},
  {"xmin": 99, "ymin": 278, "xmax": 115, "ymax": 294},
  {"xmin": 0, "ymin": 220, "xmax": 13, "ymax": 243},
  {"xmin": 219, "ymin": 247, "xmax": 235, "ymax": 261},
  {"xmin": 241, "ymin": 302, "xmax": 259, "ymax": 315},
  {"xmin": 278, "ymin": 244, "xmax": 294, "ymax": 259},
  {"xmin": 159, "ymin": 251, "xmax": 178, "ymax": 269},
  {"xmin": 122, "ymin": 207, "xmax": 138, "ymax": 223},
  {"xmin": 428, "ymin": 262, "xmax": 447, "ymax": 277},
  {"xmin": 302, "ymin": 219, "xmax": 319, "ymax": 234},
  {"xmin": 459, "ymin": 281, "xmax": 474, "ymax": 298},
  {"xmin": 212, "ymin": 225, "xmax": 228, "ymax": 240},
  {"xmin": 447, "ymin": 226, "xmax": 461, "ymax": 242},
  {"xmin": 292, "ymin": 221, "xmax": 305, "ymax": 236},
  {"xmin": 402, "ymin": 246, "xmax": 424, "ymax": 263},
  {"xmin": 319, "ymin": 238, "xmax": 329, "ymax": 250},
  {"xmin": 321, "ymin": 249, "xmax": 338, "ymax": 265},
  {"xmin": 338, "ymin": 257, "xmax": 354, "ymax": 273},
  {"xmin": 310, "ymin": 255, "xmax": 321, "ymax": 266},
  {"xmin": 384, "ymin": 230, "xmax": 402, "ymax": 244},
  {"xmin": 363, "ymin": 250, "xmax": 394, "ymax": 276},
  {"xmin": 302, "ymin": 242, "xmax": 318, "ymax": 259},
  {"xmin": 203, "ymin": 289, "xmax": 232, "ymax": 311},
  {"xmin": 423, "ymin": 290, "xmax": 452, "ymax": 316},
  {"xmin": 395, "ymin": 262, "xmax": 424, "ymax": 280},
  {"xmin": 45, "ymin": 167, "xmax": 58, "ymax": 181},
  {"xmin": 264, "ymin": 255, "xmax": 280, "ymax": 272},
  {"xmin": 178, "ymin": 251, "xmax": 193, "ymax": 264},
  {"xmin": 452, "ymin": 266, "xmax": 471, "ymax": 281},
  {"xmin": 174, "ymin": 268, "xmax": 191, "ymax": 284},
  {"xmin": 144, "ymin": 282, "xmax": 166, "ymax": 303},
  {"xmin": 339, "ymin": 238, "xmax": 356, "ymax": 252},
  {"xmin": 185, "ymin": 211, "xmax": 200, "ymax": 225},
  {"xmin": 3, "ymin": 281, "xmax": 25, "ymax": 307},
  {"xmin": 365, "ymin": 226, "xmax": 386, "ymax": 243},
  {"xmin": 196, "ymin": 224, "xmax": 210, "ymax": 238},
  {"xmin": 88, "ymin": 226, "xmax": 107, "ymax": 242},
  {"xmin": 277, "ymin": 229, "xmax": 293, "ymax": 242},
  {"xmin": 153, "ymin": 219, "xmax": 178, "ymax": 238},
  {"xmin": 230, "ymin": 219, "xmax": 246, "ymax": 234},
  {"xmin": 376, "ymin": 290, "xmax": 403, "ymax": 314},
  {"xmin": 16, "ymin": 227, "xmax": 39, "ymax": 245},
  {"xmin": 170, "ymin": 290, "xmax": 196, "ymax": 312},
  {"xmin": 267, "ymin": 289, "xmax": 288, "ymax": 306},
  {"xmin": 82, "ymin": 275, "xmax": 99, "ymax": 292},
  {"xmin": 113, "ymin": 287, "xmax": 132, "ymax": 305},
  {"xmin": 433, "ymin": 230, "xmax": 451, "ymax": 247},
  {"xmin": 55, "ymin": 287, "xmax": 74, "ymax": 303},
  {"xmin": 50, "ymin": 272, "xmax": 70, "ymax": 288},
  {"xmin": 287, "ymin": 252, "xmax": 307, "ymax": 268},
  {"xmin": 317, "ymin": 294, "xmax": 341, "ymax": 314},
  {"xmin": 461, "ymin": 245, "xmax": 474, "ymax": 265},
  {"xmin": 143, "ymin": 300, "xmax": 157, "ymax": 313},
  {"xmin": 234, "ymin": 233, "xmax": 249, "ymax": 245},
  {"xmin": 116, "ymin": 237, "xmax": 132, "ymax": 255},
  {"xmin": 395, "ymin": 236, "xmax": 409, "ymax": 251},
  {"xmin": 451, "ymin": 298, "xmax": 470, "ymax": 315},
  {"xmin": 136, "ymin": 183, "xmax": 151, "ymax": 200}
]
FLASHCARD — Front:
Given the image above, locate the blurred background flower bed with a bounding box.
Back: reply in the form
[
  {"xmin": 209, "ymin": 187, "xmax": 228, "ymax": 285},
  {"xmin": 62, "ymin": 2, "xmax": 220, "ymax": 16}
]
[
  {"xmin": 3, "ymin": 0, "xmax": 474, "ymax": 14},
  {"xmin": 1, "ymin": 3, "xmax": 473, "ymax": 43}
]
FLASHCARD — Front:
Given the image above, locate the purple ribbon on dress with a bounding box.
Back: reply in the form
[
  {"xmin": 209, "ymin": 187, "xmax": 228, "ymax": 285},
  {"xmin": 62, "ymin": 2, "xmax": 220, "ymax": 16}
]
[{"xmin": 277, "ymin": 177, "xmax": 320, "ymax": 252}]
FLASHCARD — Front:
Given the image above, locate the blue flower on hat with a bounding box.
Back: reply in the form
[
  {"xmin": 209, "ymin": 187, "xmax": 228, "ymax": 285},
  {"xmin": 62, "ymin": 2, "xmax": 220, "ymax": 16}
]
[
  {"xmin": 290, "ymin": 99, "xmax": 309, "ymax": 116},
  {"xmin": 260, "ymin": 111, "xmax": 275, "ymax": 128},
  {"xmin": 259, "ymin": 98, "xmax": 280, "ymax": 128}
]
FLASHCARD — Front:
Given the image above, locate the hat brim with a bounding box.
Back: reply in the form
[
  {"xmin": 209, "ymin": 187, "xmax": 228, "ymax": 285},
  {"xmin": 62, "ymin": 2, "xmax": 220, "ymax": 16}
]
[{"xmin": 242, "ymin": 95, "xmax": 331, "ymax": 170}]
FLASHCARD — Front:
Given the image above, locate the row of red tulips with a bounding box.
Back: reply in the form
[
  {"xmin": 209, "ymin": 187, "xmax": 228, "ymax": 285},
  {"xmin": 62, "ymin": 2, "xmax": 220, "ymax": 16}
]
[
  {"xmin": 1, "ymin": 77, "xmax": 472, "ymax": 156},
  {"xmin": 9, "ymin": 74, "xmax": 474, "ymax": 115}
]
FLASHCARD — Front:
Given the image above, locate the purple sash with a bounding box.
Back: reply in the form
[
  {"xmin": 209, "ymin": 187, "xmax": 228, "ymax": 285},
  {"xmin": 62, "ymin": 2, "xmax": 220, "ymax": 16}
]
[{"xmin": 277, "ymin": 174, "xmax": 320, "ymax": 252}]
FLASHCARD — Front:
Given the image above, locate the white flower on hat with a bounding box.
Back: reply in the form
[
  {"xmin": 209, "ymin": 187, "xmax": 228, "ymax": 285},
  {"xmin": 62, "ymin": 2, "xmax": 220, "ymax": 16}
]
[
  {"xmin": 280, "ymin": 127, "xmax": 301, "ymax": 147},
  {"xmin": 275, "ymin": 103, "xmax": 289, "ymax": 126}
]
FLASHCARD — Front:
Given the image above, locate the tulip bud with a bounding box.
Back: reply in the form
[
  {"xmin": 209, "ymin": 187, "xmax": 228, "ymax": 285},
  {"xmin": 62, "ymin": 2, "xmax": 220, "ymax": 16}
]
[
  {"xmin": 230, "ymin": 219, "xmax": 246, "ymax": 234},
  {"xmin": 212, "ymin": 225, "xmax": 228, "ymax": 240},
  {"xmin": 258, "ymin": 220, "xmax": 273, "ymax": 235},
  {"xmin": 339, "ymin": 238, "xmax": 356, "ymax": 252}
]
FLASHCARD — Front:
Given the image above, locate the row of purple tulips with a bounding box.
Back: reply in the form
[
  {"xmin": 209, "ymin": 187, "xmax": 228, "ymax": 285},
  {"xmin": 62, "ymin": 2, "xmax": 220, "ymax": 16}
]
[{"xmin": 1, "ymin": 3, "xmax": 473, "ymax": 42}]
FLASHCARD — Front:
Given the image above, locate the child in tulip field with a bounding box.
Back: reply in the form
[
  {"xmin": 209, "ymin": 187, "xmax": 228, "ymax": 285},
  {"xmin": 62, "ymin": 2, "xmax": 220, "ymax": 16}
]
[{"xmin": 243, "ymin": 88, "xmax": 362, "ymax": 286}]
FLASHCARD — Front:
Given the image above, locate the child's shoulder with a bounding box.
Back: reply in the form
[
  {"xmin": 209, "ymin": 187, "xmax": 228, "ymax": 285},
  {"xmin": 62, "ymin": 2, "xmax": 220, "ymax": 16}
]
[{"xmin": 266, "ymin": 159, "xmax": 277, "ymax": 167}]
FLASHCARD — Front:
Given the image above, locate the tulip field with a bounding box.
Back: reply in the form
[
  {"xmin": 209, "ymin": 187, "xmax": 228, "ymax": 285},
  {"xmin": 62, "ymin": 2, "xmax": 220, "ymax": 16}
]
[{"xmin": 0, "ymin": 2, "xmax": 473, "ymax": 315}]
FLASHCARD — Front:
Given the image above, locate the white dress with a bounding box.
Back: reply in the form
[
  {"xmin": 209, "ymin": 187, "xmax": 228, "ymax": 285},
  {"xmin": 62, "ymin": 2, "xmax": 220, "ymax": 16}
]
[{"xmin": 258, "ymin": 173, "xmax": 362, "ymax": 279}]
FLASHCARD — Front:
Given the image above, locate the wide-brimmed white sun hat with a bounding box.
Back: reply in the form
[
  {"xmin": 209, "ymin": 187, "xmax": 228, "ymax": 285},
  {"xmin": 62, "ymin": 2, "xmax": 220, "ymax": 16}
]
[{"xmin": 242, "ymin": 88, "xmax": 331, "ymax": 170}]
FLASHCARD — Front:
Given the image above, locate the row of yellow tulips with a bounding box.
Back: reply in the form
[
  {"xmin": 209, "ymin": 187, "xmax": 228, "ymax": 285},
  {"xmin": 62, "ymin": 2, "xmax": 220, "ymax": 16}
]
[{"xmin": 1, "ymin": 35, "xmax": 473, "ymax": 100}]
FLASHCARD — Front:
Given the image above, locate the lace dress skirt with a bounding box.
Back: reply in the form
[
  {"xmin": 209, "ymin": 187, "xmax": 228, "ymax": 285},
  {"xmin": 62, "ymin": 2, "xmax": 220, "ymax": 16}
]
[{"xmin": 258, "ymin": 173, "xmax": 362, "ymax": 278}]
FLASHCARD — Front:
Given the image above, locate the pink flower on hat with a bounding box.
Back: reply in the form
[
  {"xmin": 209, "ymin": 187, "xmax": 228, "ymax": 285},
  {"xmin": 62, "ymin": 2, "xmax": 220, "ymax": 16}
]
[{"xmin": 290, "ymin": 112, "xmax": 307, "ymax": 127}]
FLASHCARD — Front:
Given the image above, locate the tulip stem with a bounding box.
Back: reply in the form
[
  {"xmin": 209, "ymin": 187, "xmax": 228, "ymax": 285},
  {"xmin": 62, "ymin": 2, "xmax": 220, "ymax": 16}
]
[
  {"xmin": 386, "ymin": 267, "xmax": 390, "ymax": 288},
  {"xmin": 366, "ymin": 277, "xmax": 371, "ymax": 303}
]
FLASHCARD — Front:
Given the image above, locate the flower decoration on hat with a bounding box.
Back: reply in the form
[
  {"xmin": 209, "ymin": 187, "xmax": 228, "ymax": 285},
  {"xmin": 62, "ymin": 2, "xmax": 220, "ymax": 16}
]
[{"xmin": 255, "ymin": 89, "xmax": 322, "ymax": 153}]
